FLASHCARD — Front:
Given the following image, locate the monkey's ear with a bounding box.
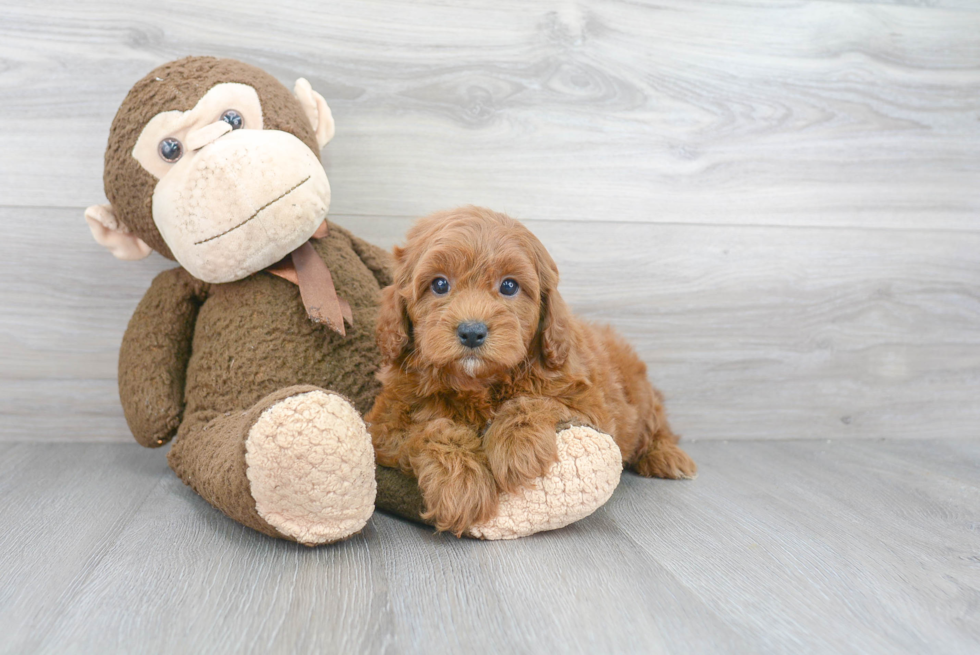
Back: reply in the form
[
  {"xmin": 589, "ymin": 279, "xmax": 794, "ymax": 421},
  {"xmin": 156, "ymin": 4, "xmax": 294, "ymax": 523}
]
[
  {"xmin": 84, "ymin": 204, "xmax": 152, "ymax": 261},
  {"xmin": 293, "ymin": 78, "xmax": 335, "ymax": 149}
]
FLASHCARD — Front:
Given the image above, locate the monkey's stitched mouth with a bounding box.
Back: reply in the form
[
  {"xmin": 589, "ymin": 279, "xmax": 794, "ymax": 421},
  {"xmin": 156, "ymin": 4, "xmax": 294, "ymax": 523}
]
[{"xmin": 193, "ymin": 176, "xmax": 311, "ymax": 245}]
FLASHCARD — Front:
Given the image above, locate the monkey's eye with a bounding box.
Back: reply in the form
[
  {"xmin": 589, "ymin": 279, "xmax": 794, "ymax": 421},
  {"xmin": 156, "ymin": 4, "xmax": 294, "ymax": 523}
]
[
  {"xmin": 499, "ymin": 278, "xmax": 520, "ymax": 296},
  {"xmin": 158, "ymin": 138, "xmax": 183, "ymax": 163},
  {"xmin": 220, "ymin": 109, "xmax": 244, "ymax": 130},
  {"xmin": 430, "ymin": 277, "xmax": 450, "ymax": 296}
]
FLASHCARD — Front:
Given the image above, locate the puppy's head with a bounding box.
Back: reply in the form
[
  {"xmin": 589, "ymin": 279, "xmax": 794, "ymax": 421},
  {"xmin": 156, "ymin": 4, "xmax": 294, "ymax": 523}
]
[{"xmin": 377, "ymin": 206, "xmax": 571, "ymax": 385}]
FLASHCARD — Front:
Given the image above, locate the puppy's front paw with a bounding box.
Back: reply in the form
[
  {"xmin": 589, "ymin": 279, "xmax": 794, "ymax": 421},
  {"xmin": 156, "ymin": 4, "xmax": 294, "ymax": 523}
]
[
  {"xmin": 412, "ymin": 446, "xmax": 499, "ymax": 536},
  {"xmin": 485, "ymin": 425, "xmax": 560, "ymax": 495},
  {"xmin": 467, "ymin": 426, "xmax": 623, "ymax": 540},
  {"xmin": 634, "ymin": 441, "xmax": 697, "ymax": 479}
]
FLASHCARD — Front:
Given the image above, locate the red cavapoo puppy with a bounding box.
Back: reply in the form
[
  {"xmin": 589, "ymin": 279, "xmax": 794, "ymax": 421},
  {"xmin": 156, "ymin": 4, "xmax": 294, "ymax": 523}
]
[{"xmin": 366, "ymin": 206, "xmax": 696, "ymax": 535}]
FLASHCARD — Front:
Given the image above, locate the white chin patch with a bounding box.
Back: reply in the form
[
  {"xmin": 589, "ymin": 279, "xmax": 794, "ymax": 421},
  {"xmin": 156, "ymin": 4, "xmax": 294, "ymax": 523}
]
[
  {"xmin": 152, "ymin": 129, "xmax": 331, "ymax": 284},
  {"xmin": 461, "ymin": 357, "xmax": 481, "ymax": 377}
]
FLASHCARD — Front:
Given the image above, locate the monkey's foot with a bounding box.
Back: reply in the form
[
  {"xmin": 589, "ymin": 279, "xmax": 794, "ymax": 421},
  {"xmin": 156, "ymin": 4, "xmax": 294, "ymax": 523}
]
[
  {"xmin": 465, "ymin": 426, "xmax": 622, "ymax": 540},
  {"xmin": 245, "ymin": 390, "xmax": 376, "ymax": 546}
]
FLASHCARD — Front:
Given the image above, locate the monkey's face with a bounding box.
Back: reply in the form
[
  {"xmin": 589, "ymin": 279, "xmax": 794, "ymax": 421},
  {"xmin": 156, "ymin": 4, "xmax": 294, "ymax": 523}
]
[{"xmin": 131, "ymin": 82, "xmax": 330, "ymax": 283}]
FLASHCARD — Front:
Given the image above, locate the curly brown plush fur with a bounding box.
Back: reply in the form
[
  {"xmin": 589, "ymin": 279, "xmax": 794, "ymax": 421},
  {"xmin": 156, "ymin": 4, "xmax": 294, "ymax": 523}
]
[{"xmin": 365, "ymin": 206, "xmax": 697, "ymax": 535}]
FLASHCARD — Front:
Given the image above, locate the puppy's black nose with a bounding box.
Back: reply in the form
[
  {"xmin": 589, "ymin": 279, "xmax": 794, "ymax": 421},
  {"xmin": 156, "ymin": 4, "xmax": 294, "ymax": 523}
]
[{"xmin": 457, "ymin": 321, "xmax": 488, "ymax": 349}]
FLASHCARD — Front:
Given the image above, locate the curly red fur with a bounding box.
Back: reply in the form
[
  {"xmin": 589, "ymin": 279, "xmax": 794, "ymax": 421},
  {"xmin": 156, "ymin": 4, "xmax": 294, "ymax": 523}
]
[{"xmin": 366, "ymin": 206, "xmax": 696, "ymax": 535}]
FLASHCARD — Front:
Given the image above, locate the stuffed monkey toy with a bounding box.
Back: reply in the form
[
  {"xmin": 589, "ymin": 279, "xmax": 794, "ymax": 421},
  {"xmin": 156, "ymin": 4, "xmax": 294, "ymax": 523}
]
[{"xmin": 86, "ymin": 57, "xmax": 622, "ymax": 545}]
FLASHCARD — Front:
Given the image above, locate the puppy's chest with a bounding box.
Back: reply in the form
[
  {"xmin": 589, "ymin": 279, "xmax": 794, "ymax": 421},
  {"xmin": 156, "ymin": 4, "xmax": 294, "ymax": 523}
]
[{"xmin": 438, "ymin": 385, "xmax": 523, "ymax": 433}]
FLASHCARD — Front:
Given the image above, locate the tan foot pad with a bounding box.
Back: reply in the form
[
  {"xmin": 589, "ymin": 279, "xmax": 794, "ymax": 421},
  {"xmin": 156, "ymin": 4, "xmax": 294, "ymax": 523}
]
[
  {"xmin": 466, "ymin": 426, "xmax": 622, "ymax": 540},
  {"xmin": 245, "ymin": 391, "xmax": 376, "ymax": 545}
]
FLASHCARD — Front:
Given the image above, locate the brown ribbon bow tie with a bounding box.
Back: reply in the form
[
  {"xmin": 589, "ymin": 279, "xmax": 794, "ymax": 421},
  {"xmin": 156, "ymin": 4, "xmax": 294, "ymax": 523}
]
[{"xmin": 267, "ymin": 221, "xmax": 352, "ymax": 337}]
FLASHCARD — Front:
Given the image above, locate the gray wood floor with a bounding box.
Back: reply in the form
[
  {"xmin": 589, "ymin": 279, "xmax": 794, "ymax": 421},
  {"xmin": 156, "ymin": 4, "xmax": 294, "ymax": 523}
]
[{"xmin": 0, "ymin": 438, "xmax": 977, "ymax": 654}]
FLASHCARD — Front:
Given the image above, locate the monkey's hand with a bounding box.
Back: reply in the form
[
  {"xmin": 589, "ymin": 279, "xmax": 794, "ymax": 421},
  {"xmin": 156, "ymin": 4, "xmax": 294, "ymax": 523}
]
[{"xmin": 119, "ymin": 267, "xmax": 208, "ymax": 447}]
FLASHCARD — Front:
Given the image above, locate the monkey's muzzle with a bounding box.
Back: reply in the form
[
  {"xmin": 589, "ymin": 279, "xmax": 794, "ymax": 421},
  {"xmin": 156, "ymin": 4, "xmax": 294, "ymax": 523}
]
[{"xmin": 152, "ymin": 129, "xmax": 331, "ymax": 284}]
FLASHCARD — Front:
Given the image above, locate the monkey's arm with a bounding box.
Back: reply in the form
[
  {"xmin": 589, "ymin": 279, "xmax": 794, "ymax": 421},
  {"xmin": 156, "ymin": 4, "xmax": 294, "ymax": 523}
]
[
  {"xmin": 119, "ymin": 267, "xmax": 209, "ymax": 447},
  {"xmin": 330, "ymin": 223, "xmax": 394, "ymax": 288}
]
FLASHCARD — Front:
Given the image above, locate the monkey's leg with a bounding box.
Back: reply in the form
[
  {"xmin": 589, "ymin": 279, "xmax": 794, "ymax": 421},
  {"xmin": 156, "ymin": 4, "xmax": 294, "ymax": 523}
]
[
  {"xmin": 374, "ymin": 425, "xmax": 622, "ymax": 540},
  {"xmin": 168, "ymin": 385, "xmax": 376, "ymax": 546}
]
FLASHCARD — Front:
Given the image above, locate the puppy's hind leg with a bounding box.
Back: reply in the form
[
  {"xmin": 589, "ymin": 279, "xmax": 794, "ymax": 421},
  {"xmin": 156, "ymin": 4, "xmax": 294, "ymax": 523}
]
[
  {"xmin": 599, "ymin": 325, "xmax": 696, "ymax": 480},
  {"xmin": 630, "ymin": 391, "xmax": 697, "ymax": 480}
]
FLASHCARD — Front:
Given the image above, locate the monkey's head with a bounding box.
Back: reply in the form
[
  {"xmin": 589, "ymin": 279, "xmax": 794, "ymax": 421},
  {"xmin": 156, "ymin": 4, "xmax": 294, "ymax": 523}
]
[{"xmin": 85, "ymin": 57, "xmax": 336, "ymax": 283}]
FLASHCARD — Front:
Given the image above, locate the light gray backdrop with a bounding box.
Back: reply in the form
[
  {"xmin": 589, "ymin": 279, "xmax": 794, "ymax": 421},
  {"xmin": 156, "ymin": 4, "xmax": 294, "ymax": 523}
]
[{"xmin": 2, "ymin": 0, "xmax": 978, "ymax": 443}]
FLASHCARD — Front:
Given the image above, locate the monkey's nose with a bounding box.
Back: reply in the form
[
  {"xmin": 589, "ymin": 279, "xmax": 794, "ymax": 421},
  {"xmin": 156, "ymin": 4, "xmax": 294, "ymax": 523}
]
[
  {"xmin": 457, "ymin": 322, "xmax": 488, "ymax": 349},
  {"xmin": 186, "ymin": 121, "xmax": 233, "ymax": 151}
]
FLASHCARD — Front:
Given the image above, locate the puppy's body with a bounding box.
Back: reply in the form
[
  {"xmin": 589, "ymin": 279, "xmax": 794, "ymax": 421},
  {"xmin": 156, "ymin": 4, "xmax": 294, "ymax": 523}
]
[{"xmin": 366, "ymin": 207, "xmax": 695, "ymax": 534}]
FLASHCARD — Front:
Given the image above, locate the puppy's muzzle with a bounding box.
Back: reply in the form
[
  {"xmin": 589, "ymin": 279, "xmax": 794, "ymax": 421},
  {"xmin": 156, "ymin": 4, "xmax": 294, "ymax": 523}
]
[{"xmin": 457, "ymin": 321, "xmax": 488, "ymax": 349}]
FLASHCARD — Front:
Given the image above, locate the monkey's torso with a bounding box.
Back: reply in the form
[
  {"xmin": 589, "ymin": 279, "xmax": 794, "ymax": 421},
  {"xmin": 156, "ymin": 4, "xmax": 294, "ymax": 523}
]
[
  {"xmin": 184, "ymin": 224, "xmax": 385, "ymax": 417},
  {"xmin": 118, "ymin": 221, "xmax": 388, "ymax": 451}
]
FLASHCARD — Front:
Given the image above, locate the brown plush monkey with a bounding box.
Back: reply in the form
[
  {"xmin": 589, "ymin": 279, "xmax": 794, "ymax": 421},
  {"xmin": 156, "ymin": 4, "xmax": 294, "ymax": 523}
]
[{"xmin": 87, "ymin": 57, "xmax": 622, "ymax": 545}]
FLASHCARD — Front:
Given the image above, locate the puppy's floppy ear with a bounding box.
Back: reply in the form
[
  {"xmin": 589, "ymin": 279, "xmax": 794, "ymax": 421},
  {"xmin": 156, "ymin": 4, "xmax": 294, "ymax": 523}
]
[
  {"xmin": 536, "ymin": 250, "xmax": 572, "ymax": 370},
  {"xmin": 540, "ymin": 288, "xmax": 572, "ymax": 369},
  {"xmin": 376, "ymin": 284, "xmax": 412, "ymax": 364},
  {"xmin": 376, "ymin": 245, "xmax": 414, "ymax": 364}
]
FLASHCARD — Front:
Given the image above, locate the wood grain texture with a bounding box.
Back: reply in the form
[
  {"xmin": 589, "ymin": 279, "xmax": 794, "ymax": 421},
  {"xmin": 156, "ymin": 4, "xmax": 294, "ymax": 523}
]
[
  {"xmin": 0, "ymin": 1, "xmax": 978, "ymax": 229},
  {"xmin": 0, "ymin": 440, "xmax": 977, "ymax": 654},
  {"xmin": 4, "ymin": 209, "xmax": 978, "ymax": 442},
  {"xmin": 1, "ymin": 0, "xmax": 979, "ymax": 444},
  {"xmin": 0, "ymin": 443, "xmax": 169, "ymax": 652}
]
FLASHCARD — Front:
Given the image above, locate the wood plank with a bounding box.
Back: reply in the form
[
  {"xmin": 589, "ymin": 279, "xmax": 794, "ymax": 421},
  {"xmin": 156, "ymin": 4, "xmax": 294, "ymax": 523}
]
[
  {"xmin": 27, "ymin": 457, "xmax": 750, "ymax": 654},
  {"xmin": 0, "ymin": 1, "xmax": 977, "ymax": 229},
  {"xmin": 0, "ymin": 440, "xmax": 977, "ymax": 653},
  {"xmin": 4, "ymin": 209, "xmax": 979, "ymax": 442},
  {"xmin": 27, "ymin": 473, "xmax": 396, "ymax": 654},
  {"xmin": 0, "ymin": 443, "xmax": 169, "ymax": 653},
  {"xmin": 0, "ymin": 380, "xmax": 133, "ymax": 442},
  {"xmin": 607, "ymin": 438, "xmax": 980, "ymax": 653}
]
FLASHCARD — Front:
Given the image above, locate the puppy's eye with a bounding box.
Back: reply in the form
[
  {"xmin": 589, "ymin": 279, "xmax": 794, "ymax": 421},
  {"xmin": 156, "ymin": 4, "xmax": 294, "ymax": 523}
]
[
  {"xmin": 158, "ymin": 137, "xmax": 183, "ymax": 163},
  {"xmin": 430, "ymin": 277, "xmax": 450, "ymax": 295},
  {"xmin": 499, "ymin": 278, "xmax": 520, "ymax": 296}
]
